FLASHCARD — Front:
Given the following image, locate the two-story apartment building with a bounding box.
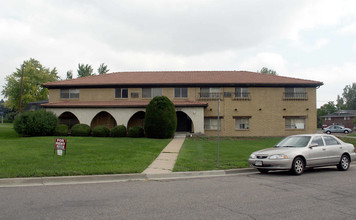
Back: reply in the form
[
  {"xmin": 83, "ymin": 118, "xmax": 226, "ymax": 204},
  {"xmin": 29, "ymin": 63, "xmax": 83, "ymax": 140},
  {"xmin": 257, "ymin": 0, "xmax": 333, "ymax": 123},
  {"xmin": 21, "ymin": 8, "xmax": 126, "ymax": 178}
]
[{"xmin": 42, "ymin": 71, "xmax": 323, "ymax": 137}]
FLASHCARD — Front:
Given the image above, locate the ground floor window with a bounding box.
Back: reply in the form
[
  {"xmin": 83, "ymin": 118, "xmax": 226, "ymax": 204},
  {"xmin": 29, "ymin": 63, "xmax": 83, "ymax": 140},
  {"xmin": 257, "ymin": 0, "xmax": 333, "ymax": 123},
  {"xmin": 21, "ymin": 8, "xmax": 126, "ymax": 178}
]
[
  {"xmin": 285, "ymin": 117, "xmax": 306, "ymax": 129},
  {"xmin": 204, "ymin": 117, "xmax": 221, "ymax": 130},
  {"xmin": 235, "ymin": 117, "xmax": 250, "ymax": 130}
]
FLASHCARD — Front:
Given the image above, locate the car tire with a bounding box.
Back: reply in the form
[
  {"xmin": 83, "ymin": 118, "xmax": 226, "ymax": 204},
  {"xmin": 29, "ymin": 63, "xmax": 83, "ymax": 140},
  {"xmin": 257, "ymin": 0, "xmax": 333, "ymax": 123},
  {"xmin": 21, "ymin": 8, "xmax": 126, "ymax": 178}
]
[
  {"xmin": 326, "ymin": 130, "xmax": 331, "ymax": 134},
  {"xmin": 337, "ymin": 154, "xmax": 350, "ymax": 171},
  {"xmin": 291, "ymin": 157, "xmax": 304, "ymax": 175},
  {"xmin": 257, "ymin": 169, "xmax": 269, "ymax": 174},
  {"xmin": 344, "ymin": 130, "xmax": 349, "ymax": 134}
]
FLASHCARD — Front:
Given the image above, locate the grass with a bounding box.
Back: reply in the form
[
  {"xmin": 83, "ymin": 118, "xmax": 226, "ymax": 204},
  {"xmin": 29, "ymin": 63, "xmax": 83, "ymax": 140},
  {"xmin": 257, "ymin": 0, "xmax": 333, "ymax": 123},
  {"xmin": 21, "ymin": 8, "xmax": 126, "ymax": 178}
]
[
  {"xmin": 0, "ymin": 123, "xmax": 170, "ymax": 178},
  {"xmin": 174, "ymin": 136, "xmax": 284, "ymax": 171}
]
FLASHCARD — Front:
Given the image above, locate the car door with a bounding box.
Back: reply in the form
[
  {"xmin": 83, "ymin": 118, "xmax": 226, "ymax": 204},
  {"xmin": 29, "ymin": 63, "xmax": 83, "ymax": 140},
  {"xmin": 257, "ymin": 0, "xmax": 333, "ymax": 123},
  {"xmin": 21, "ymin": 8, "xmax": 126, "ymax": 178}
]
[
  {"xmin": 306, "ymin": 136, "xmax": 328, "ymax": 166},
  {"xmin": 322, "ymin": 136, "xmax": 342, "ymax": 164}
]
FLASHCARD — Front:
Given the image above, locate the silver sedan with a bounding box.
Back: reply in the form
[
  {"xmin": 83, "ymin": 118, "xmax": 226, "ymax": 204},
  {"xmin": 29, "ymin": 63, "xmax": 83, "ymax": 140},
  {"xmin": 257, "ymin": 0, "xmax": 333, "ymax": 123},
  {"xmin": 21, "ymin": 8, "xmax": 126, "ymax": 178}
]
[{"xmin": 248, "ymin": 134, "xmax": 356, "ymax": 175}]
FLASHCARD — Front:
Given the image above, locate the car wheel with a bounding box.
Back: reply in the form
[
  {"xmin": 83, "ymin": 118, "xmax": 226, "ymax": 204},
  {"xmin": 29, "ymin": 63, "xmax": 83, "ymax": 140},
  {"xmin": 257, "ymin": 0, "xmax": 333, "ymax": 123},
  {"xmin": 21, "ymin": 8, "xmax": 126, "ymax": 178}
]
[
  {"xmin": 337, "ymin": 154, "xmax": 350, "ymax": 171},
  {"xmin": 344, "ymin": 130, "xmax": 349, "ymax": 134},
  {"xmin": 291, "ymin": 157, "xmax": 304, "ymax": 175},
  {"xmin": 257, "ymin": 169, "xmax": 269, "ymax": 174},
  {"xmin": 326, "ymin": 130, "xmax": 331, "ymax": 134}
]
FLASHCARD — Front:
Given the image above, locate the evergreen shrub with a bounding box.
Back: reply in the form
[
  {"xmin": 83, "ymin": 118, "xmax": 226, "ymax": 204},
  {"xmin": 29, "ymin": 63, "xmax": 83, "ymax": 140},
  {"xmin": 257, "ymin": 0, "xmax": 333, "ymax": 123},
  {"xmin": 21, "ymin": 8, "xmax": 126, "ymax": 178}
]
[
  {"xmin": 13, "ymin": 109, "xmax": 58, "ymax": 136},
  {"xmin": 128, "ymin": 126, "xmax": 144, "ymax": 138},
  {"xmin": 111, "ymin": 125, "xmax": 127, "ymax": 137},
  {"xmin": 144, "ymin": 96, "xmax": 177, "ymax": 138},
  {"xmin": 71, "ymin": 124, "xmax": 91, "ymax": 136},
  {"xmin": 92, "ymin": 126, "xmax": 110, "ymax": 137},
  {"xmin": 54, "ymin": 124, "xmax": 68, "ymax": 136}
]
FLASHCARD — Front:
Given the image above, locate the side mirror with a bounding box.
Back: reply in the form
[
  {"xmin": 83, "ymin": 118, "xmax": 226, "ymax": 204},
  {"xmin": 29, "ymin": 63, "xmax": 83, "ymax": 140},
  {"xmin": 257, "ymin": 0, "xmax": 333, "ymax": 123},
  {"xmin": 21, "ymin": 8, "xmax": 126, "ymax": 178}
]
[{"xmin": 309, "ymin": 143, "xmax": 318, "ymax": 149}]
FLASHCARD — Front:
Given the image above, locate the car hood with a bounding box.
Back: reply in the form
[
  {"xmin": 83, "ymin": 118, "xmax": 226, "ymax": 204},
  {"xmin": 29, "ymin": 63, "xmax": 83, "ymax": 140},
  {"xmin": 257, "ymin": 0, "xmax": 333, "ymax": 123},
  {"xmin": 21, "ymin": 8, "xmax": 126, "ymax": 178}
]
[{"xmin": 253, "ymin": 147, "xmax": 298, "ymax": 155}]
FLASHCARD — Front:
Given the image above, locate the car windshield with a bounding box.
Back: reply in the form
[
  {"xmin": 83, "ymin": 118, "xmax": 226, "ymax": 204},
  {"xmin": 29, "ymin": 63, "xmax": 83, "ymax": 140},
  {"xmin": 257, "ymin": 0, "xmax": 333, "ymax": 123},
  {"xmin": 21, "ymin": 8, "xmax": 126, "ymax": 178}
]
[{"xmin": 275, "ymin": 136, "xmax": 311, "ymax": 148}]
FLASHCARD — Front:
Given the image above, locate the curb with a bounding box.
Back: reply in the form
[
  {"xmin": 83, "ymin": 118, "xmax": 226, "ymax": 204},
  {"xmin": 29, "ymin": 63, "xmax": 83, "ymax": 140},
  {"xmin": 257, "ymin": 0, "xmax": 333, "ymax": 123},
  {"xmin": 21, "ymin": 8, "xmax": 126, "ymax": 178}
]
[{"xmin": 0, "ymin": 168, "xmax": 257, "ymax": 187}]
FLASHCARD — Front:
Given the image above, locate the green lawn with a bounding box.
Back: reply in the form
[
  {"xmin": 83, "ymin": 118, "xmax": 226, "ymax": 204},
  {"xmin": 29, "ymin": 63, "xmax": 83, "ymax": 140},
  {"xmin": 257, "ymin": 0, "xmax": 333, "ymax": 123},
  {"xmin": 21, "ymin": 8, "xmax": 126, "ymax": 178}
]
[
  {"xmin": 0, "ymin": 124, "xmax": 170, "ymax": 178},
  {"xmin": 174, "ymin": 136, "xmax": 283, "ymax": 171}
]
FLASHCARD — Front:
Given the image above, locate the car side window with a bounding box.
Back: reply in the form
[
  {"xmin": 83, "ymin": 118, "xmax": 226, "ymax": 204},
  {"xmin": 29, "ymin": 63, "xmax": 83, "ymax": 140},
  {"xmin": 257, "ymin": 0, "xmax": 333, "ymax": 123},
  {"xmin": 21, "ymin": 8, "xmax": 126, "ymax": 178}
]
[
  {"xmin": 311, "ymin": 136, "xmax": 324, "ymax": 146},
  {"xmin": 323, "ymin": 136, "xmax": 340, "ymax": 145}
]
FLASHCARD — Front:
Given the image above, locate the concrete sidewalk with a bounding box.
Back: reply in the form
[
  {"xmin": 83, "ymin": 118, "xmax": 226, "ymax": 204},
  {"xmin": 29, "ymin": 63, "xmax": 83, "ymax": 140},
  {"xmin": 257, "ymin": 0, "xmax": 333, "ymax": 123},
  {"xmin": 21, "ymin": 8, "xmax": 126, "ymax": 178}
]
[{"xmin": 142, "ymin": 133, "xmax": 186, "ymax": 174}]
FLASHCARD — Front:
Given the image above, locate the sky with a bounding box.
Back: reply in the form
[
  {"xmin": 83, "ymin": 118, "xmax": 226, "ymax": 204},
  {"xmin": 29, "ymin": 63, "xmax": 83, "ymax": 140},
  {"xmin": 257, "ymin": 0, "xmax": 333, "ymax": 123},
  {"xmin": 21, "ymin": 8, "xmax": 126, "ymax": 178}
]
[{"xmin": 1, "ymin": 0, "xmax": 356, "ymax": 107}]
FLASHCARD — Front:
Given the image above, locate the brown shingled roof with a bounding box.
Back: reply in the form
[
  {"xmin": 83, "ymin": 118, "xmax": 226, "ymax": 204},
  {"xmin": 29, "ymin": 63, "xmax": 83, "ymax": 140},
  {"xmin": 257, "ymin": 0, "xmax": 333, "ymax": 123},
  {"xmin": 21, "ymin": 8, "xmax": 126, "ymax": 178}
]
[
  {"xmin": 43, "ymin": 71, "xmax": 323, "ymax": 88},
  {"xmin": 42, "ymin": 100, "xmax": 208, "ymax": 108}
]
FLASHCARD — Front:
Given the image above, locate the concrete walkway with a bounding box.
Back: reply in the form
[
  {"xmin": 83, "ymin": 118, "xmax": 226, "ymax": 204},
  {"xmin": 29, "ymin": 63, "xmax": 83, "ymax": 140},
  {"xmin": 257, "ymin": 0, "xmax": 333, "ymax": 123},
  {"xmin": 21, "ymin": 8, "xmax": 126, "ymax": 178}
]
[{"xmin": 142, "ymin": 133, "xmax": 186, "ymax": 174}]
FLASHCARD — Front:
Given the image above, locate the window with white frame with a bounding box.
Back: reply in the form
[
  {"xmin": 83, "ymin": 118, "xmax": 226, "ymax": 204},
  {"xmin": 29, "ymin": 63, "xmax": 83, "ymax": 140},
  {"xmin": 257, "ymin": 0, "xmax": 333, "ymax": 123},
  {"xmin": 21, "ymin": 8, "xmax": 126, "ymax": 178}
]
[
  {"xmin": 204, "ymin": 118, "xmax": 221, "ymax": 130},
  {"xmin": 115, "ymin": 88, "xmax": 128, "ymax": 98},
  {"xmin": 235, "ymin": 87, "xmax": 249, "ymax": 98},
  {"xmin": 60, "ymin": 89, "xmax": 79, "ymax": 99},
  {"xmin": 174, "ymin": 88, "xmax": 188, "ymax": 98},
  {"xmin": 200, "ymin": 87, "xmax": 221, "ymax": 98},
  {"xmin": 285, "ymin": 117, "xmax": 306, "ymax": 129},
  {"xmin": 344, "ymin": 117, "xmax": 350, "ymax": 120},
  {"xmin": 235, "ymin": 117, "xmax": 250, "ymax": 130},
  {"xmin": 325, "ymin": 117, "xmax": 331, "ymax": 121},
  {"xmin": 142, "ymin": 88, "xmax": 162, "ymax": 98}
]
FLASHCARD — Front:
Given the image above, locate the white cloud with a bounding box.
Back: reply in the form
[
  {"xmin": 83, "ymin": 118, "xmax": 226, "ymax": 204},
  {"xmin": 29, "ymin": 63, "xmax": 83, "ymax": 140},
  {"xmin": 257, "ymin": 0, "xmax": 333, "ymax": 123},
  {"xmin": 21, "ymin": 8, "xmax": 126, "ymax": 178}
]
[{"xmin": 238, "ymin": 52, "xmax": 288, "ymax": 74}]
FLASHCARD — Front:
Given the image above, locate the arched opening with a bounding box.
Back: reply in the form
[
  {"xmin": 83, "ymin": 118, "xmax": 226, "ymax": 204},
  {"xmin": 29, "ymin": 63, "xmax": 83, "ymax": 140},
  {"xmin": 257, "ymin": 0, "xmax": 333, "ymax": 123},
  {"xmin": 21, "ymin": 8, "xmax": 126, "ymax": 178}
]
[
  {"xmin": 90, "ymin": 111, "xmax": 117, "ymax": 129},
  {"xmin": 58, "ymin": 112, "xmax": 80, "ymax": 129},
  {"xmin": 127, "ymin": 111, "xmax": 145, "ymax": 130},
  {"xmin": 176, "ymin": 111, "xmax": 193, "ymax": 132}
]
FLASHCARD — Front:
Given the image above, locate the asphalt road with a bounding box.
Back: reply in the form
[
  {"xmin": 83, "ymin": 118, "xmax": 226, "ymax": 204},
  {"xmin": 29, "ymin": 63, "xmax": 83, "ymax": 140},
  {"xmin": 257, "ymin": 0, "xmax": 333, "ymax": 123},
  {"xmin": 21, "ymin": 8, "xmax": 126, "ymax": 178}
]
[{"xmin": 1, "ymin": 167, "xmax": 356, "ymax": 220}]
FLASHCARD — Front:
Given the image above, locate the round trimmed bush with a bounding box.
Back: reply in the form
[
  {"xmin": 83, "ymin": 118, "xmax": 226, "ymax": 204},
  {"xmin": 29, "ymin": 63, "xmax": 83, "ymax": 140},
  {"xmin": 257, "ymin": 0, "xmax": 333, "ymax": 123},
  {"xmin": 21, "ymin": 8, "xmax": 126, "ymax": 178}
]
[
  {"xmin": 144, "ymin": 96, "xmax": 177, "ymax": 139},
  {"xmin": 128, "ymin": 126, "xmax": 144, "ymax": 138},
  {"xmin": 111, "ymin": 125, "xmax": 126, "ymax": 137},
  {"xmin": 71, "ymin": 124, "xmax": 91, "ymax": 136},
  {"xmin": 54, "ymin": 124, "xmax": 69, "ymax": 136},
  {"xmin": 92, "ymin": 126, "xmax": 110, "ymax": 137},
  {"xmin": 13, "ymin": 109, "xmax": 58, "ymax": 136}
]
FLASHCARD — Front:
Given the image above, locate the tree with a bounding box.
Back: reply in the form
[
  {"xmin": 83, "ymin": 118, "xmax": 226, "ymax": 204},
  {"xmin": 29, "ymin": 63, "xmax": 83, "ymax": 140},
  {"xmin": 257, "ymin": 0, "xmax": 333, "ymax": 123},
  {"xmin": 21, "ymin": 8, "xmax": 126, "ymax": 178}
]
[
  {"xmin": 342, "ymin": 83, "xmax": 356, "ymax": 110},
  {"xmin": 97, "ymin": 63, "xmax": 109, "ymax": 75},
  {"xmin": 1, "ymin": 58, "xmax": 59, "ymax": 112},
  {"xmin": 77, "ymin": 64, "xmax": 94, "ymax": 78},
  {"xmin": 259, "ymin": 67, "xmax": 277, "ymax": 75},
  {"xmin": 317, "ymin": 101, "xmax": 337, "ymax": 127},
  {"xmin": 66, "ymin": 70, "xmax": 73, "ymax": 80},
  {"xmin": 144, "ymin": 96, "xmax": 177, "ymax": 139},
  {"xmin": 336, "ymin": 95, "xmax": 346, "ymax": 110}
]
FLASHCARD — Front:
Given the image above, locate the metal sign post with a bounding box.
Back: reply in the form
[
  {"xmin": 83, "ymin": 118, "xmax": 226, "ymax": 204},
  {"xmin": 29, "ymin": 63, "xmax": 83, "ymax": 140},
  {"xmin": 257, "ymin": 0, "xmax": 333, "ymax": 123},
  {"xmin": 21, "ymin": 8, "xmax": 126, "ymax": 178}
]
[{"xmin": 217, "ymin": 98, "xmax": 220, "ymax": 168}]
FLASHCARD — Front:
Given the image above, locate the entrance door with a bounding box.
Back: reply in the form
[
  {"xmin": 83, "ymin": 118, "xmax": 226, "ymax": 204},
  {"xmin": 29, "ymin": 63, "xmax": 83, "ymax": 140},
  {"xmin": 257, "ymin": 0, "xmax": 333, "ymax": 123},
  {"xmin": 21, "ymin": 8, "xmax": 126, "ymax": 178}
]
[{"xmin": 176, "ymin": 111, "xmax": 192, "ymax": 132}]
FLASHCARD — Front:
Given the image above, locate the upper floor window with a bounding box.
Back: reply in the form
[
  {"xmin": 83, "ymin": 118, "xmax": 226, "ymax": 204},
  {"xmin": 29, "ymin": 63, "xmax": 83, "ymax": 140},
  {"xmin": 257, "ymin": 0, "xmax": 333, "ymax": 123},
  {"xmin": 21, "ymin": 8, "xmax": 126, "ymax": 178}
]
[
  {"xmin": 344, "ymin": 117, "xmax": 350, "ymax": 120},
  {"xmin": 60, "ymin": 89, "xmax": 79, "ymax": 99},
  {"xmin": 200, "ymin": 87, "xmax": 221, "ymax": 98},
  {"xmin": 235, "ymin": 87, "xmax": 249, "ymax": 99},
  {"xmin": 115, "ymin": 88, "xmax": 128, "ymax": 99},
  {"xmin": 174, "ymin": 88, "xmax": 188, "ymax": 98},
  {"xmin": 142, "ymin": 88, "xmax": 162, "ymax": 98},
  {"xmin": 284, "ymin": 87, "xmax": 307, "ymax": 100}
]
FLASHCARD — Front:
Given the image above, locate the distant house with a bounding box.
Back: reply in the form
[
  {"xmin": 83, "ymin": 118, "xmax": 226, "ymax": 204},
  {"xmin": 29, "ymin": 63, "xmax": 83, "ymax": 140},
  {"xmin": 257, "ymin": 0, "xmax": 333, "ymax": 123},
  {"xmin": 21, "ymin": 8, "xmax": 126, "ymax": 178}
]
[
  {"xmin": 42, "ymin": 71, "xmax": 323, "ymax": 136},
  {"xmin": 321, "ymin": 110, "xmax": 356, "ymax": 130}
]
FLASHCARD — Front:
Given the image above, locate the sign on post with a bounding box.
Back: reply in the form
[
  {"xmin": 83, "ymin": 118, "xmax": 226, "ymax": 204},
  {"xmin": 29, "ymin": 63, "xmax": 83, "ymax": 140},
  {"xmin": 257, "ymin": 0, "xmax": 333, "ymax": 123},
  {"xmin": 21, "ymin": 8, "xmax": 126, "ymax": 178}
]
[{"xmin": 55, "ymin": 138, "xmax": 67, "ymax": 156}]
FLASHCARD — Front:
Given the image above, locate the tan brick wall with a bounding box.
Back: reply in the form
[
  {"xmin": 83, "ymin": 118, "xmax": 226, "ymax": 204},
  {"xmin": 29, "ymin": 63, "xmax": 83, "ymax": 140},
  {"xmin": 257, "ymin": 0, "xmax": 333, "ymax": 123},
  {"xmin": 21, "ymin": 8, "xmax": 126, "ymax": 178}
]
[{"xmin": 48, "ymin": 86, "xmax": 318, "ymax": 136}]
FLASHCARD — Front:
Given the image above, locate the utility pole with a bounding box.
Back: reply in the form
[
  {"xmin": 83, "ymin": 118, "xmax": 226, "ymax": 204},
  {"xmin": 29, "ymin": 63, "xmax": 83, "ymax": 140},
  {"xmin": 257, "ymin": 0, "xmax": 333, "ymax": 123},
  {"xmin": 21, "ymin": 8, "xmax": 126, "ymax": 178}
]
[{"xmin": 19, "ymin": 64, "xmax": 24, "ymax": 114}]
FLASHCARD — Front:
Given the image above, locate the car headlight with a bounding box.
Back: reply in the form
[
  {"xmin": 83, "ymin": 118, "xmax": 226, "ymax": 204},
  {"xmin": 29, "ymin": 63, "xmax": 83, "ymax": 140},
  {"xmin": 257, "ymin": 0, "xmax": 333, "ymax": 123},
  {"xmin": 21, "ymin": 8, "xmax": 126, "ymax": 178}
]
[
  {"xmin": 269, "ymin": 154, "xmax": 288, "ymax": 159},
  {"xmin": 249, "ymin": 154, "xmax": 256, "ymax": 159}
]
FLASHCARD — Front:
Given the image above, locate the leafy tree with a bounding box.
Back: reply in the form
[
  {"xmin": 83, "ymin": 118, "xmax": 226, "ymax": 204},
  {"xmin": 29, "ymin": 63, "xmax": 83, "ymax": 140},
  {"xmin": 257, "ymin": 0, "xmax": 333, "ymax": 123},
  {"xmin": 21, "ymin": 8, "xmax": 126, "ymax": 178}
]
[
  {"xmin": 97, "ymin": 63, "xmax": 109, "ymax": 75},
  {"xmin": 144, "ymin": 96, "xmax": 177, "ymax": 139},
  {"xmin": 342, "ymin": 83, "xmax": 356, "ymax": 110},
  {"xmin": 66, "ymin": 70, "xmax": 73, "ymax": 80},
  {"xmin": 317, "ymin": 101, "xmax": 337, "ymax": 127},
  {"xmin": 259, "ymin": 67, "xmax": 277, "ymax": 75},
  {"xmin": 1, "ymin": 58, "xmax": 59, "ymax": 112},
  {"xmin": 77, "ymin": 64, "xmax": 94, "ymax": 78},
  {"xmin": 336, "ymin": 95, "xmax": 346, "ymax": 110}
]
